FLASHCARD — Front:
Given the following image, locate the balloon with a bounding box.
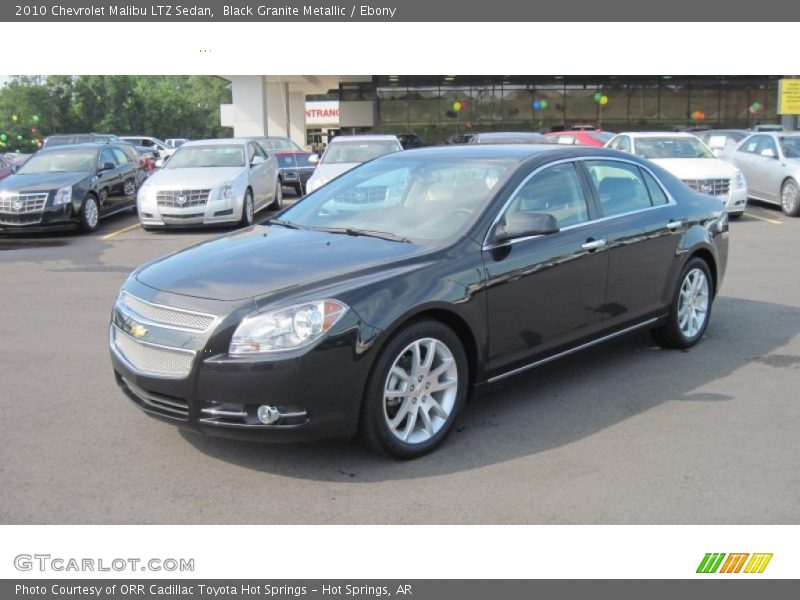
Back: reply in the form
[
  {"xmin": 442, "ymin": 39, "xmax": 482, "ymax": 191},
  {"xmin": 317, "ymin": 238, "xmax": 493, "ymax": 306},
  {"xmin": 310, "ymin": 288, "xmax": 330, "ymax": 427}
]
[
  {"xmin": 0, "ymin": 134, "xmax": 6, "ymax": 141},
  {"xmin": 32, "ymin": 115, "xmax": 40, "ymax": 122},
  {"xmin": 599, "ymin": 96, "xmax": 609, "ymax": 106},
  {"xmin": 31, "ymin": 128, "xmax": 37, "ymax": 134},
  {"xmin": 532, "ymin": 100, "xmax": 541, "ymax": 110},
  {"xmin": 540, "ymin": 100, "xmax": 548, "ymax": 109},
  {"xmin": 11, "ymin": 115, "xmax": 18, "ymax": 122},
  {"xmin": 453, "ymin": 101, "xmax": 462, "ymax": 112},
  {"xmin": 16, "ymin": 135, "xmax": 22, "ymax": 140},
  {"xmin": 594, "ymin": 92, "xmax": 602, "ymax": 102}
]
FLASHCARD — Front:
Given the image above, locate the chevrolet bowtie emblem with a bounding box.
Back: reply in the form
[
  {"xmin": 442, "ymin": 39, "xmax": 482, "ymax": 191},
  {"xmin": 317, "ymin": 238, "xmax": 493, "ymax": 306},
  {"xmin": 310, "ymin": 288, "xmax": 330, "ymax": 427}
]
[{"xmin": 130, "ymin": 324, "xmax": 148, "ymax": 339}]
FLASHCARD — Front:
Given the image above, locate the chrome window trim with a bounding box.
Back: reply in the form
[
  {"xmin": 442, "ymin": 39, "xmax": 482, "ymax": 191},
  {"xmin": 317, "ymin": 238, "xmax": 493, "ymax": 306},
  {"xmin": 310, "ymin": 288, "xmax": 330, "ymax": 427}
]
[
  {"xmin": 482, "ymin": 155, "xmax": 678, "ymax": 250},
  {"xmin": 117, "ymin": 291, "xmax": 218, "ymax": 333},
  {"xmin": 109, "ymin": 324, "xmax": 197, "ymax": 380}
]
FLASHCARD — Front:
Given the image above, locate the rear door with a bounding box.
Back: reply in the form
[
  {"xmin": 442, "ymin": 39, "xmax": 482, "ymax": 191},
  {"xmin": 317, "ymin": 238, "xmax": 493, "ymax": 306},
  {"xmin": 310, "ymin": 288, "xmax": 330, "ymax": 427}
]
[
  {"xmin": 483, "ymin": 160, "xmax": 609, "ymax": 375},
  {"xmin": 582, "ymin": 159, "xmax": 683, "ymax": 327}
]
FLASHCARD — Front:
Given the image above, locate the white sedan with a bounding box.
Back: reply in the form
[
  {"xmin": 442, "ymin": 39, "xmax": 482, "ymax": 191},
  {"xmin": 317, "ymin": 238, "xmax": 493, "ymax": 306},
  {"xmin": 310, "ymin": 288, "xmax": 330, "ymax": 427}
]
[
  {"xmin": 305, "ymin": 135, "xmax": 403, "ymax": 194},
  {"xmin": 606, "ymin": 132, "xmax": 748, "ymax": 218},
  {"xmin": 137, "ymin": 138, "xmax": 281, "ymax": 229}
]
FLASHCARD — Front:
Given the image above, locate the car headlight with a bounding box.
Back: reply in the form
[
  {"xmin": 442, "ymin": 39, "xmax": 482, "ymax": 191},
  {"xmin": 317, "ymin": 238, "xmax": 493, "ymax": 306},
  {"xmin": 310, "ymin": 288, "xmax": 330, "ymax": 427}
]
[
  {"xmin": 53, "ymin": 186, "xmax": 72, "ymax": 206},
  {"xmin": 229, "ymin": 299, "xmax": 349, "ymax": 355},
  {"xmin": 218, "ymin": 181, "xmax": 235, "ymax": 200},
  {"xmin": 734, "ymin": 169, "xmax": 746, "ymax": 190}
]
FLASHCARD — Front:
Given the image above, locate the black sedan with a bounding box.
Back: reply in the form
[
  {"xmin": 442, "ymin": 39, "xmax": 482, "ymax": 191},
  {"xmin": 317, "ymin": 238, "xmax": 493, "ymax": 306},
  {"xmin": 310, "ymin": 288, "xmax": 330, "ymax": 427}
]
[
  {"xmin": 109, "ymin": 145, "xmax": 728, "ymax": 458},
  {"xmin": 0, "ymin": 143, "xmax": 142, "ymax": 233}
]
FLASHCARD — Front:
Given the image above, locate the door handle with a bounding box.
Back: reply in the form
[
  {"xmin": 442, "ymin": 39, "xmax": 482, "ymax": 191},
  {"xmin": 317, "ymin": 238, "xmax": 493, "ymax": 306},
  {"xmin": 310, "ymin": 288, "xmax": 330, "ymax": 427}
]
[
  {"xmin": 666, "ymin": 220, "xmax": 684, "ymax": 231},
  {"xmin": 581, "ymin": 238, "xmax": 606, "ymax": 251}
]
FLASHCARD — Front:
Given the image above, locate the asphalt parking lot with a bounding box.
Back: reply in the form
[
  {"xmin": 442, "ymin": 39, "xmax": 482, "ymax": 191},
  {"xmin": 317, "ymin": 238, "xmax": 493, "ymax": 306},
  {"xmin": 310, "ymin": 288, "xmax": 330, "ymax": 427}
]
[{"xmin": 0, "ymin": 199, "xmax": 798, "ymax": 525}]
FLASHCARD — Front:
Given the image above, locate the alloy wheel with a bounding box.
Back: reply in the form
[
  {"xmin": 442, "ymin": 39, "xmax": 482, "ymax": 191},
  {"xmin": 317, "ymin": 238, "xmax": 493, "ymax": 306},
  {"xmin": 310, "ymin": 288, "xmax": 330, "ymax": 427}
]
[
  {"xmin": 677, "ymin": 268, "xmax": 709, "ymax": 338},
  {"xmin": 782, "ymin": 180, "xmax": 799, "ymax": 214},
  {"xmin": 85, "ymin": 197, "xmax": 99, "ymax": 229},
  {"xmin": 383, "ymin": 337, "xmax": 458, "ymax": 444}
]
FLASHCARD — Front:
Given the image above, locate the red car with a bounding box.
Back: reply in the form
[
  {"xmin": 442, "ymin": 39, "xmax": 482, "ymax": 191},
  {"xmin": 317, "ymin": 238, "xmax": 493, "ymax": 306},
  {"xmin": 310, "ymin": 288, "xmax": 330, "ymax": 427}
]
[{"xmin": 544, "ymin": 130, "xmax": 615, "ymax": 147}]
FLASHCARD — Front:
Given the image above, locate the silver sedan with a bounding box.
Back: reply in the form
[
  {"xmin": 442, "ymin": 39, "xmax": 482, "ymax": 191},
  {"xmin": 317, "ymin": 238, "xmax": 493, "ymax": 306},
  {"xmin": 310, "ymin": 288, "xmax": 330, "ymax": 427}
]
[
  {"xmin": 730, "ymin": 132, "xmax": 800, "ymax": 216},
  {"xmin": 137, "ymin": 138, "xmax": 281, "ymax": 229}
]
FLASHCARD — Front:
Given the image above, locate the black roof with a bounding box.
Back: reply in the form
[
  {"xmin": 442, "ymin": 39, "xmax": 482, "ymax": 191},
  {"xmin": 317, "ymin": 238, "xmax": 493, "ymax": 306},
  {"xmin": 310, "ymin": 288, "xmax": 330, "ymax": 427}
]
[{"xmin": 385, "ymin": 143, "xmax": 623, "ymax": 163}]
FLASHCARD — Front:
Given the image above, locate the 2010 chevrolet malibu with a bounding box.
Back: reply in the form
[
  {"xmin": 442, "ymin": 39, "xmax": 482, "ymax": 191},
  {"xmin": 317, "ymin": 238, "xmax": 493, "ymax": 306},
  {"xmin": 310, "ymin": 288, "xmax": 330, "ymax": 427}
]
[{"xmin": 109, "ymin": 145, "xmax": 729, "ymax": 459}]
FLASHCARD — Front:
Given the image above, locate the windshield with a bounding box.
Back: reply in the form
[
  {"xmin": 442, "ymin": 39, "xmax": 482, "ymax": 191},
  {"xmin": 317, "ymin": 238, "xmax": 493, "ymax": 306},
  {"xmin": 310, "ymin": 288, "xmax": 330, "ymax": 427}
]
[
  {"xmin": 259, "ymin": 138, "xmax": 303, "ymax": 152},
  {"xmin": 18, "ymin": 149, "xmax": 97, "ymax": 173},
  {"xmin": 588, "ymin": 131, "xmax": 614, "ymax": 144},
  {"xmin": 278, "ymin": 156, "xmax": 516, "ymax": 242},
  {"xmin": 634, "ymin": 137, "xmax": 715, "ymax": 159},
  {"xmin": 166, "ymin": 145, "xmax": 245, "ymax": 168},
  {"xmin": 779, "ymin": 136, "xmax": 800, "ymax": 158},
  {"xmin": 321, "ymin": 140, "xmax": 401, "ymax": 165}
]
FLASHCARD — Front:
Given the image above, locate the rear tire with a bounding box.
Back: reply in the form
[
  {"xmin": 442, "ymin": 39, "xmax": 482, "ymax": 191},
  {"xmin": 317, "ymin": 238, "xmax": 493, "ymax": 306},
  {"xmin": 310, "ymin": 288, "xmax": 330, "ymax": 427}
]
[
  {"xmin": 79, "ymin": 195, "xmax": 100, "ymax": 233},
  {"xmin": 651, "ymin": 257, "xmax": 714, "ymax": 349},
  {"xmin": 360, "ymin": 320, "xmax": 468, "ymax": 459},
  {"xmin": 780, "ymin": 178, "xmax": 800, "ymax": 216}
]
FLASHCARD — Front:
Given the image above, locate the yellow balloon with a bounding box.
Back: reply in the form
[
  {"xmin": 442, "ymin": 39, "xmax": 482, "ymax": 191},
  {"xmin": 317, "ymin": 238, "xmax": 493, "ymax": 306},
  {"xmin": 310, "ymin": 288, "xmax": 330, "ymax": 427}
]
[
  {"xmin": 599, "ymin": 96, "xmax": 609, "ymax": 106},
  {"xmin": 11, "ymin": 115, "xmax": 18, "ymax": 122},
  {"xmin": 453, "ymin": 101, "xmax": 462, "ymax": 112}
]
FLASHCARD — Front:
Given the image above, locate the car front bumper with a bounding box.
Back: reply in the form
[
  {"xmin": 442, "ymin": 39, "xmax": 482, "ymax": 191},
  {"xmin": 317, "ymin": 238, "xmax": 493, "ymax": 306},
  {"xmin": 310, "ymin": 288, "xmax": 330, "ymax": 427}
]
[
  {"xmin": 0, "ymin": 203, "xmax": 78, "ymax": 233},
  {"xmin": 108, "ymin": 281, "xmax": 379, "ymax": 443},
  {"xmin": 279, "ymin": 167, "xmax": 315, "ymax": 187},
  {"xmin": 138, "ymin": 189, "xmax": 242, "ymax": 228},
  {"xmin": 725, "ymin": 188, "xmax": 748, "ymax": 215}
]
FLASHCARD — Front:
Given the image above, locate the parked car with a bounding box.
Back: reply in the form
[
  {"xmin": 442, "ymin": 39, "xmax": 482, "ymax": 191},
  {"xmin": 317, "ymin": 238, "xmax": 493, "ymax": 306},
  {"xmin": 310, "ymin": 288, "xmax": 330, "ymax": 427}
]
[
  {"xmin": 692, "ymin": 129, "xmax": 750, "ymax": 158},
  {"xmin": 136, "ymin": 138, "xmax": 281, "ymax": 230},
  {"xmin": 0, "ymin": 142, "xmax": 142, "ymax": 233},
  {"xmin": 165, "ymin": 138, "xmax": 190, "ymax": 149},
  {"xmin": 305, "ymin": 134, "xmax": 403, "ymax": 194},
  {"xmin": 42, "ymin": 133, "xmax": 121, "ymax": 149},
  {"xmin": 109, "ymin": 144, "xmax": 728, "ymax": 458},
  {"xmin": 398, "ymin": 133, "xmax": 425, "ymax": 149},
  {"xmin": 545, "ymin": 130, "xmax": 614, "ymax": 147},
  {"xmin": 753, "ymin": 124, "xmax": 784, "ymax": 132},
  {"xmin": 120, "ymin": 136, "xmax": 175, "ymax": 160},
  {"xmin": 606, "ymin": 132, "xmax": 748, "ymax": 218},
  {"xmin": 730, "ymin": 132, "xmax": 800, "ymax": 216},
  {"xmin": 251, "ymin": 136, "xmax": 316, "ymax": 196},
  {"xmin": 468, "ymin": 131, "xmax": 548, "ymax": 144},
  {"xmin": 444, "ymin": 133, "xmax": 475, "ymax": 145}
]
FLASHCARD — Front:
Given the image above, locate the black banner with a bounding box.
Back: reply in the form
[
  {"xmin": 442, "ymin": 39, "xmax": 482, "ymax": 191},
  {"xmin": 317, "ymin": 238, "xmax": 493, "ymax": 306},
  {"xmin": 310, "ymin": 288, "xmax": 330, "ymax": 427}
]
[{"xmin": 3, "ymin": 0, "xmax": 800, "ymax": 22}]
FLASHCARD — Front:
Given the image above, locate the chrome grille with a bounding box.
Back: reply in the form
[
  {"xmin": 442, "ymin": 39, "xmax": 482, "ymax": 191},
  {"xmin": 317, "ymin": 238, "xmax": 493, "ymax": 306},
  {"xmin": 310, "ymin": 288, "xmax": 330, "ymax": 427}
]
[
  {"xmin": 156, "ymin": 189, "xmax": 210, "ymax": 208},
  {"xmin": 682, "ymin": 178, "xmax": 730, "ymax": 197},
  {"xmin": 119, "ymin": 292, "xmax": 216, "ymax": 332},
  {"xmin": 0, "ymin": 193, "xmax": 48, "ymax": 214},
  {"xmin": 112, "ymin": 326, "xmax": 195, "ymax": 379}
]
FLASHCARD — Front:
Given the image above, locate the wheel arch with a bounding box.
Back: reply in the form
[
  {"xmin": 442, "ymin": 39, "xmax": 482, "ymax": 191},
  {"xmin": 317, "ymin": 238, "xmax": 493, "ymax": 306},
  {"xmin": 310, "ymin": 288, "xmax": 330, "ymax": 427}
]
[{"xmin": 686, "ymin": 247, "xmax": 718, "ymax": 296}]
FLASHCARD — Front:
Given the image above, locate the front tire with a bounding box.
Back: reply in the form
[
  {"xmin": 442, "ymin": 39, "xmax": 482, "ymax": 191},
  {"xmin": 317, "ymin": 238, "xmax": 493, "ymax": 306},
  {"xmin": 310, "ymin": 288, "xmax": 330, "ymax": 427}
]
[
  {"xmin": 651, "ymin": 257, "xmax": 713, "ymax": 349},
  {"xmin": 79, "ymin": 195, "xmax": 100, "ymax": 233},
  {"xmin": 360, "ymin": 320, "xmax": 468, "ymax": 459},
  {"xmin": 240, "ymin": 189, "xmax": 254, "ymax": 227},
  {"xmin": 270, "ymin": 180, "xmax": 283, "ymax": 210},
  {"xmin": 781, "ymin": 178, "xmax": 800, "ymax": 216}
]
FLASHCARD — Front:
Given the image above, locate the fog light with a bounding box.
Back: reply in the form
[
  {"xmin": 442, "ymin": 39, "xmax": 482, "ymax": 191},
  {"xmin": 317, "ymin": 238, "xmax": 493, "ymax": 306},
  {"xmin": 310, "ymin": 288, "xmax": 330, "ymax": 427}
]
[{"xmin": 257, "ymin": 405, "xmax": 280, "ymax": 425}]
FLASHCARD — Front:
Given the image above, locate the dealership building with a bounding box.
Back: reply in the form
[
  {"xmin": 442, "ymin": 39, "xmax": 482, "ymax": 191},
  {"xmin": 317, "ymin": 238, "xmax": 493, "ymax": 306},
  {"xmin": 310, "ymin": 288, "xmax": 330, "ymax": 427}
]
[{"xmin": 220, "ymin": 75, "xmax": 795, "ymax": 147}]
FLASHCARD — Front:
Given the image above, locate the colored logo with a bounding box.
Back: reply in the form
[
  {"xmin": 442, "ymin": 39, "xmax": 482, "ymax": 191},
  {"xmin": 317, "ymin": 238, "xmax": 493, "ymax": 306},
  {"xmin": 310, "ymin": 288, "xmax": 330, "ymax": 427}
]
[
  {"xmin": 130, "ymin": 324, "xmax": 148, "ymax": 339},
  {"xmin": 697, "ymin": 553, "xmax": 772, "ymax": 574}
]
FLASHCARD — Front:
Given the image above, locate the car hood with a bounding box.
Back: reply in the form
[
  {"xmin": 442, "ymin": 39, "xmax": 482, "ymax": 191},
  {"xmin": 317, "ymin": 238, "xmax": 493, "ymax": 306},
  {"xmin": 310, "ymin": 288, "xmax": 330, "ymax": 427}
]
[
  {"xmin": 650, "ymin": 158, "xmax": 738, "ymax": 179},
  {"xmin": 146, "ymin": 167, "xmax": 244, "ymax": 189},
  {"xmin": 135, "ymin": 225, "xmax": 426, "ymax": 301},
  {"xmin": 315, "ymin": 163, "xmax": 360, "ymax": 183},
  {"xmin": 0, "ymin": 171, "xmax": 89, "ymax": 192}
]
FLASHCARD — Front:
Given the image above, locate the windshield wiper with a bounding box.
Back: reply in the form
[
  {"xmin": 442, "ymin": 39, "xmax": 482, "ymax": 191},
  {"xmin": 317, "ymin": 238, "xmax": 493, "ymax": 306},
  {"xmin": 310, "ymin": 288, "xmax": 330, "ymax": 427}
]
[
  {"xmin": 267, "ymin": 218, "xmax": 303, "ymax": 229},
  {"xmin": 311, "ymin": 226, "xmax": 411, "ymax": 243}
]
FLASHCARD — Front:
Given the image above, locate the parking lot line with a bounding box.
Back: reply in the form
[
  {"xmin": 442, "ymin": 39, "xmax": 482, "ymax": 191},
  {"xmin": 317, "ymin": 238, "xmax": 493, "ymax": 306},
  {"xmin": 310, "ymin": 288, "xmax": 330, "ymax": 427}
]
[
  {"xmin": 101, "ymin": 223, "xmax": 141, "ymax": 240},
  {"xmin": 744, "ymin": 212, "xmax": 783, "ymax": 225}
]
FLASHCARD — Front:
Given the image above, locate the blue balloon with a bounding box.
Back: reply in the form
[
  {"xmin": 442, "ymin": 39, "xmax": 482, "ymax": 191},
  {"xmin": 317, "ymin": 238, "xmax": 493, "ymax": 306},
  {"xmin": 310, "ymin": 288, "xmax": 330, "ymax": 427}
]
[{"xmin": 532, "ymin": 100, "xmax": 541, "ymax": 110}]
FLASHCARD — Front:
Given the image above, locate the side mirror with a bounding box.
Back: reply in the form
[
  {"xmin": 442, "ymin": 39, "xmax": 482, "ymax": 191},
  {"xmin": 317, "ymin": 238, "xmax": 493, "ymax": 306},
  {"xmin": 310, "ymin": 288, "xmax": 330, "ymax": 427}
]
[
  {"xmin": 98, "ymin": 161, "xmax": 115, "ymax": 172},
  {"xmin": 760, "ymin": 148, "xmax": 776, "ymax": 158},
  {"xmin": 494, "ymin": 211, "xmax": 559, "ymax": 243},
  {"xmin": 308, "ymin": 154, "xmax": 319, "ymax": 164}
]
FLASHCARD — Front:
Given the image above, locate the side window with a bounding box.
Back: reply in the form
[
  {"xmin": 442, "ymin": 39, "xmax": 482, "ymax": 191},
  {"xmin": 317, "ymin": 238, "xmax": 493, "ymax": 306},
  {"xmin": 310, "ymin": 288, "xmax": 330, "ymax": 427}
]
[
  {"xmin": 618, "ymin": 136, "xmax": 632, "ymax": 152},
  {"xmin": 585, "ymin": 160, "xmax": 653, "ymax": 217},
  {"xmin": 254, "ymin": 142, "xmax": 268, "ymax": 159},
  {"xmin": 506, "ymin": 163, "xmax": 589, "ymax": 228},
  {"xmin": 755, "ymin": 136, "xmax": 778, "ymax": 158},
  {"xmin": 248, "ymin": 143, "xmax": 257, "ymax": 163},
  {"xmin": 640, "ymin": 168, "xmax": 669, "ymax": 206},
  {"xmin": 556, "ymin": 135, "xmax": 576, "ymax": 145},
  {"xmin": 111, "ymin": 148, "xmax": 129, "ymax": 164},
  {"xmin": 99, "ymin": 148, "xmax": 118, "ymax": 167},
  {"xmin": 740, "ymin": 135, "xmax": 762, "ymax": 155}
]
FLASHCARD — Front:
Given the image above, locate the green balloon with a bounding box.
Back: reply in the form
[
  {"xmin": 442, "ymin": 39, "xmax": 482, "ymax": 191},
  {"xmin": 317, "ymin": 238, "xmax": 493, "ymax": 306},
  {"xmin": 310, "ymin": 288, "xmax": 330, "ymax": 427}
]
[
  {"xmin": 594, "ymin": 92, "xmax": 603, "ymax": 102},
  {"xmin": 752, "ymin": 101, "xmax": 761, "ymax": 110},
  {"xmin": 0, "ymin": 134, "xmax": 6, "ymax": 141},
  {"xmin": 16, "ymin": 135, "xmax": 22, "ymax": 140},
  {"xmin": 540, "ymin": 100, "xmax": 549, "ymax": 109},
  {"xmin": 32, "ymin": 115, "xmax": 40, "ymax": 122}
]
